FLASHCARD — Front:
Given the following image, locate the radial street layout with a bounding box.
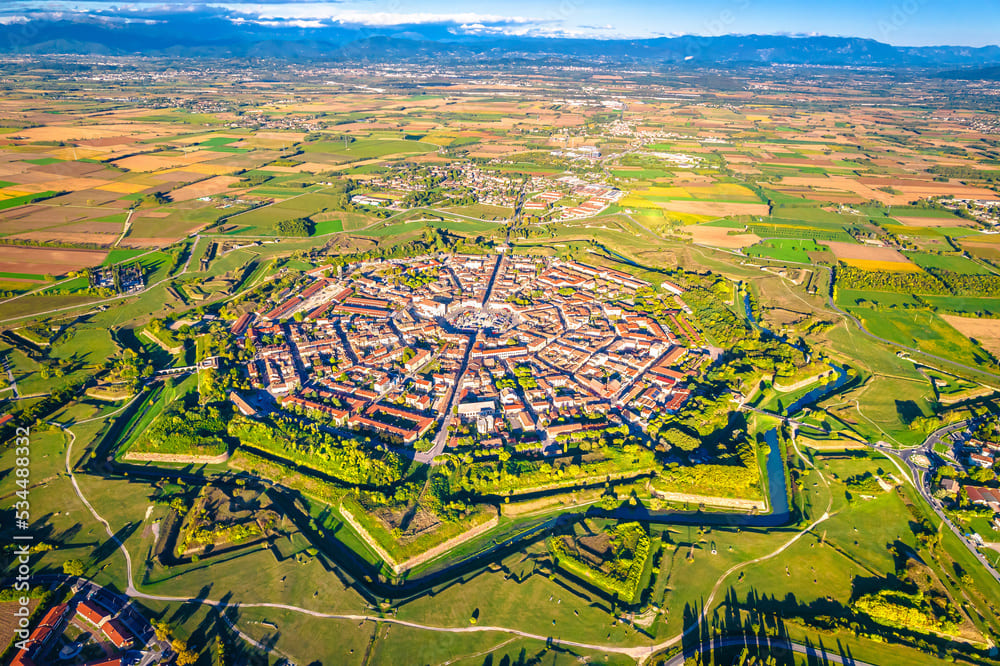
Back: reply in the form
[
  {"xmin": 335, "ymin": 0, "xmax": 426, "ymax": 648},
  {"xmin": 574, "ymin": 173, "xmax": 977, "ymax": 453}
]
[{"xmin": 233, "ymin": 253, "xmax": 699, "ymax": 464}]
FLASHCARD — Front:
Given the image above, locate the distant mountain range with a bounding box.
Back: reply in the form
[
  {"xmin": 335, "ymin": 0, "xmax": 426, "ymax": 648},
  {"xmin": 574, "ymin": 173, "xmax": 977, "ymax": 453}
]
[{"xmin": 1, "ymin": 17, "xmax": 999, "ymax": 70}]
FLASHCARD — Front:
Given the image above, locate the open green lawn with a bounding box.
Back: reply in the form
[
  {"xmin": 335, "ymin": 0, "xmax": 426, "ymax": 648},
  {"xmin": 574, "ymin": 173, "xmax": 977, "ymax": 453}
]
[
  {"xmin": 836, "ymin": 289, "xmax": 1000, "ymax": 317},
  {"xmin": 311, "ymin": 218, "xmax": 344, "ymax": 235},
  {"xmin": 612, "ymin": 167, "xmax": 673, "ymax": 180},
  {"xmin": 441, "ymin": 203, "xmax": 513, "ymax": 220},
  {"xmin": 819, "ymin": 321, "xmax": 937, "ymax": 446},
  {"xmin": 0, "ymin": 420, "xmax": 133, "ymax": 593},
  {"xmin": 395, "ymin": 538, "xmax": 648, "ymax": 646},
  {"xmin": 745, "ymin": 238, "xmax": 827, "ymax": 263},
  {"xmin": 0, "ymin": 294, "xmax": 102, "ymax": 322}
]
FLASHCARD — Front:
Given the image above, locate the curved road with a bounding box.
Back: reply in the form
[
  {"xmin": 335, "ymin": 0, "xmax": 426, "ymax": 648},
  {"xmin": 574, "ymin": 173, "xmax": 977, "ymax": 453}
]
[
  {"xmin": 678, "ymin": 235, "xmax": 1000, "ymax": 385},
  {"xmin": 662, "ymin": 635, "xmax": 877, "ymax": 666},
  {"xmin": 27, "ymin": 211, "xmax": 999, "ymax": 662},
  {"xmin": 899, "ymin": 419, "xmax": 1000, "ymax": 583},
  {"xmin": 51, "ymin": 411, "xmax": 843, "ymax": 665},
  {"xmin": 0, "ymin": 202, "xmax": 504, "ymax": 326}
]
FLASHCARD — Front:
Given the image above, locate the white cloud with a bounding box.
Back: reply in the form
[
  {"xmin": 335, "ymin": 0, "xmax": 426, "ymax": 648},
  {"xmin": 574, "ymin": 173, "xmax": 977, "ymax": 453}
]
[
  {"xmin": 453, "ymin": 21, "xmax": 620, "ymax": 39},
  {"xmin": 0, "ymin": 1, "xmax": 627, "ymax": 38},
  {"xmin": 213, "ymin": 4, "xmax": 537, "ymax": 27}
]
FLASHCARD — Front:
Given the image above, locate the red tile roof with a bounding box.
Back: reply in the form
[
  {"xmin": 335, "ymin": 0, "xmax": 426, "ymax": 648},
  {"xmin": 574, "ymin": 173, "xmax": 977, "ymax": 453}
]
[
  {"xmin": 76, "ymin": 599, "xmax": 108, "ymax": 626},
  {"xmin": 101, "ymin": 618, "xmax": 132, "ymax": 649}
]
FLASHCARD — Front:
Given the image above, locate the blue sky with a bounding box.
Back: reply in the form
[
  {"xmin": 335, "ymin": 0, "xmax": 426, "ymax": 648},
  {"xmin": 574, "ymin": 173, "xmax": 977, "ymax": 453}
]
[{"xmin": 3, "ymin": 0, "xmax": 998, "ymax": 46}]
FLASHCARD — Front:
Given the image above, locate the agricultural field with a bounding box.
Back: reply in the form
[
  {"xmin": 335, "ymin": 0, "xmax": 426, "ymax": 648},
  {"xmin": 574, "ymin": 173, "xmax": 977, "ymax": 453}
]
[
  {"xmin": 906, "ymin": 251, "xmax": 992, "ymax": 274},
  {"xmin": 2, "ymin": 54, "xmax": 1000, "ymax": 666}
]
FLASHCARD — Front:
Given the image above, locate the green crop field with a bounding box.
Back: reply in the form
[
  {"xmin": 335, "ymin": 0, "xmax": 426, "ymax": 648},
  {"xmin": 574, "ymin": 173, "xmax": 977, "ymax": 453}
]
[
  {"xmin": 923, "ymin": 294, "xmax": 1000, "ymax": 314},
  {"xmin": 196, "ymin": 136, "xmax": 240, "ymax": 147},
  {"xmin": 886, "ymin": 206, "xmax": 967, "ymax": 219},
  {"xmin": 0, "ymin": 270, "xmax": 50, "ymax": 281},
  {"xmin": 748, "ymin": 221, "xmax": 855, "ymax": 242},
  {"xmin": 301, "ymin": 138, "xmax": 437, "ymax": 159},
  {"xmin": 4, "ymin": 63, "xmax": 1000, "ymax": 666},
  {"xmin": 102, "ymin": 248, "xmax": 150, "ymax": 266},
  {"xmin": 222, "ymin": 192, "xmax": 347, "ymax": 234},
  {"xmin": 905, "ymin": 251, "xmax": 991, "ymax": 274},
  {"xmin": 0, "ymin": 190, "xmax": 59, "ymax": 210}
]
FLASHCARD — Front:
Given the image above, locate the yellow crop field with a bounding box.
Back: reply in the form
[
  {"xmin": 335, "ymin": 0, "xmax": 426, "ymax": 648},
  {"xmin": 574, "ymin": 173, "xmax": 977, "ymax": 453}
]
[
  {"xmin": 97, "ymin": 181, "xmax": 147, "ymax": 194},
  {"xmin": 419, "ymin": 132, "xmax": 461, "ymax": 146},
  {"xmin": 643, "ymin": 186, "xmax": 691, "ymax": 198},
  {"xmin": 842, "ymin": 258, "xmax": 923, "ymax": 272},
  {"xmin": 176, "ymin": 163, "xmax": 239, "ymax": 176},
  {"xmin": 619, "ymin": 194, "xmax": 660, "ymax": 209},
  {"xmin": 664, "ymin": 211, "xmax": 714, "ymax": 225},
  {"xmin": 704, "ymin": 183, "xmax": 757, "ymax": 198}
]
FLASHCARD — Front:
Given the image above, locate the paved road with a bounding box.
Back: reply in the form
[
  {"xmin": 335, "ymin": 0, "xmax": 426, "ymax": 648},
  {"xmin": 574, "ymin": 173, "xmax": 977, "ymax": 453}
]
[
  {"xmin": 11, "ymin": 572, "xmax": 169, "ymax": 663},
  {"xmin": 417, "ymin": 254, "xmax": 503, "ymax": 464},
  {"xmin": 662, "ymin": 635, "xmax": 877, "ymax": 666},
  {"xmin": 50, "ymin": 408, "xmax": 849, "ymax": 666},
  {"xmin": 899, "ymin": 419, "xmax": 1000, "ymax": 583},
  {"xmin": 686, "ymin": 241, "xmax": 1000, "ymax": 385}
]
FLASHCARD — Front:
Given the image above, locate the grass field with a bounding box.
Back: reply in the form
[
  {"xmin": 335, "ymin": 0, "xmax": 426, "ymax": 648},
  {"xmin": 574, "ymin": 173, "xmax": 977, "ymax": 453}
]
[
  {"xmin": 0, "ymin": 271, "xmax": 50, "ymax": 281},
  {"xmin": 819, "ymin": 321, "xmax": 937, "ymax": 446},
  {"xmin": 612, "ymin": 167, "xmax": 674, "ymax": 180},
  {"xmin": 23, "ymin": 157, "xmax": 62, "ymax": 166},
  {"xmin": 0, "ymin": 293, "xmax": 101, "ymax": 321},
  {"xmin": 905, "ymin": 251, "xmax": 991, "ymax": 274},
  {"xmin": 745, "ymin": 238, "xmax": 827, "ymax": 263},
  {"xmin": 847, "ymin": 307, "xmax": 998, "ymax": 374},
  {"xmin": 102, "ymin": 248, "xmax": 150, "ymax": 266},
  {"xmin": 741, "ymin": 219, "xmax": 856, "ymax": 242},
  {"xmin": 885, "ymin": 206, "xmax": 967, "ymax": 219},
  {"xmin": 224, "ymin": 191, "xmax": 347, "ymax": 234},
  {"xmin": 311, "ymin": 218, "xmax": 343, "ymax": 235}
]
